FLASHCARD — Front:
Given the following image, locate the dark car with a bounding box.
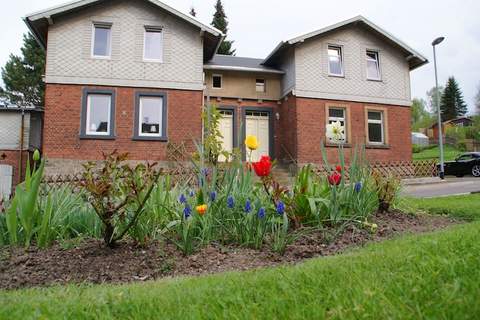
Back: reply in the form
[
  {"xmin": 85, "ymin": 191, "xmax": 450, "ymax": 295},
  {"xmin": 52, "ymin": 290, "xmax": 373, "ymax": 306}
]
[{"xmin": 439, "ymin": 152, "xmax": 480, "ymax": 177}]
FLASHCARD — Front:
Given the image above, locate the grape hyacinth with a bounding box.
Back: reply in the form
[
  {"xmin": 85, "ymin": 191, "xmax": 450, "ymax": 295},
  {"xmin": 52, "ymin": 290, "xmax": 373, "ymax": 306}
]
[{"xmin": 227, "ymin": 195, "xmax": 235, "ymax": 209}]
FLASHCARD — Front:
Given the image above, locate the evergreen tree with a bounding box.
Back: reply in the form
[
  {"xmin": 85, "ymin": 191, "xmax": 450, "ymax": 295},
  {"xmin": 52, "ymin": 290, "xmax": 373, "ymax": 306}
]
[
  {"xmin": 0, "ymin": 33, "xmax": 45, "ymax": 107},
  {"xmin": 190, "ymin": 7, "xmax": 197, "ymax": 17},
  {"xmin": 440, "ymin": 77, "xmax": 467, "ymax": 121},
  {"xmin": 211, "ymin": 0, "xmax": 235, "ymax": 55}
]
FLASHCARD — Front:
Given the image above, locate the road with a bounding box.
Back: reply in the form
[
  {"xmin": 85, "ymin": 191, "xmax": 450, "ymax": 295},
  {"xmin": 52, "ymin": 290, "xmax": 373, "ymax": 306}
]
[{"xmin": 403, "ymin": 177, "xmax": 480, "ymax": 198}]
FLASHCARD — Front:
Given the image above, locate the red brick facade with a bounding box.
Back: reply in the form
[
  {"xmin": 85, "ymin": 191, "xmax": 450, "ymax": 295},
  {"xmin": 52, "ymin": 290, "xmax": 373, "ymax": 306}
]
[
  {"xmin": 44, "ymin": 84, "xmax": 203, "ymax": 162},
  {"xmin": 0, "ymin": 150, "xmax": 30, "ymax": 187}
]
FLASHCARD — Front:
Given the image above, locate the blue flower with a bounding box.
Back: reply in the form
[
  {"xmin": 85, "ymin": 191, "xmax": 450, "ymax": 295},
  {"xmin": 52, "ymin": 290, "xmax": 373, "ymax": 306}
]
[
  {"xmin": 183, "ymin": 205, "xmax": 192, "ymax": 219},
  {"xmin": 257, "ymin": 207, "xmax": 266, "ymax": 219},
  {"xmin": 201, "ymin": 168, "xmax": 209, "ymax": 177},
  {"xmin": 354, "ymin": 182, "xmax": 362, "ymax": 193},
  {"xmin": 178, "ymin": 194, "xmax": 187, "ymax": 204},
  {"xmin": 276, "ymin": 201, "xmax": 285, "ymax": 215},
  {"xmin": 210, "ymin": 191, "xmax": 217, "ymax": 202},
  {"xmin": 227, "ymin": 195, "xmax": 235, "ymax": 209},
  {"xmin": 189, "ymin": 190, "xmax": 195, "ymax": 197},
  {"xmin": 244, "ymin": 200, "xmax": 252, "ymax": 213}
]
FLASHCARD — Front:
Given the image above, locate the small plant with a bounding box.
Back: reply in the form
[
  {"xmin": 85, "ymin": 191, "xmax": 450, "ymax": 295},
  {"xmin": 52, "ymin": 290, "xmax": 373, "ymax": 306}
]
[
  {"xmin": 80, "ymin": 151, "xmax": 161, "ymax": 248},
  {"xmin": 371, "ymin": 171, "xmax": 401, "ymax": 213}
]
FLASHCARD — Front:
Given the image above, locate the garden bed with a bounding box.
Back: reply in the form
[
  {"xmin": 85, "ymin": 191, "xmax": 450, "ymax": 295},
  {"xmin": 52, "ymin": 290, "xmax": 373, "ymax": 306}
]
[{"xmin": 0, "ymin": 210, "xmax": 456, "ymax": 290}]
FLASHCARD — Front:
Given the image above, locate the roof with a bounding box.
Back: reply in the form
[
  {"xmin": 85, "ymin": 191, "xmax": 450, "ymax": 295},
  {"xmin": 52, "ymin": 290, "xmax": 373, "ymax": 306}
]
[
  {"xmin": 24, "ymin": 0, "xmax": 224, "ymax": 61},
  {"xmin": 429, "ymin": 116, "xmax": 473, "ymax": 128},
  {"xmin": 262, "ymin": 15, "xmax": 428, "ymax": 70},
  {"xmin": 0, "ymin": 105, "xmax": 43, "ymax": 113},
  {"xmin": 204, "ymin": 55, "xmax": 284, "ymax": 74}
]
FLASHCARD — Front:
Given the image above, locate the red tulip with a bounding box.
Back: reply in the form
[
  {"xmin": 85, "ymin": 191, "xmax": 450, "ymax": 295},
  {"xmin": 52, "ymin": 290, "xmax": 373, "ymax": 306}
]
[
  {"xmin": 328, "ymin": 171, "xmax": 342, "ymax": 186},
  {"xmin": 252, "ymin": 156, "xmax": 272, "ymax": 177},
  {"xmin": 335, "ymin": 165, "xmax": 342, "ymax": 173}
]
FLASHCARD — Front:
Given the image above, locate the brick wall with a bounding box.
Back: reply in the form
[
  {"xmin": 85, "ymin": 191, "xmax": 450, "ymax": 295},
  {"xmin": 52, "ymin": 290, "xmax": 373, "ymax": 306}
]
[
  {"xmin": 294, "ymin": 97, "xmax": 412, "ymax": 165},
  {"xmin": 44, "ymin": 84, "xmax": 203, "ymax": 174}
]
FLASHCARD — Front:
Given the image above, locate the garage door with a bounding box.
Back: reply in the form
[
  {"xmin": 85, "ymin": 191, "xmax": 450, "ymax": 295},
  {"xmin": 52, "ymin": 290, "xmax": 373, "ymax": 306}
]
[
  {"xmin": 218, "ymin": 110, "xmax": 234, "ymax": 162},
  {"xmin": 0, "ymin": 165, "xmax": 13, "ymax": 200},
  {"xmin": 245, "ymin": 111, "xmax": 270, "ymax": 162}
]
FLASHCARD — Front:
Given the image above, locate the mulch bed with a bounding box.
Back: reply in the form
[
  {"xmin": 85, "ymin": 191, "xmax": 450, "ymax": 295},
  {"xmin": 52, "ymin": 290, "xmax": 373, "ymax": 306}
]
[{"xmin": 0, "ymin": 211, "xmax": 457, "ymax": 290}]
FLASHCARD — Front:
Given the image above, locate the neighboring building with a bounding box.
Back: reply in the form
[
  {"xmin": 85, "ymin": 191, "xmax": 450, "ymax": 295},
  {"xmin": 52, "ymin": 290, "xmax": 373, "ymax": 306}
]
[
  {"xmin": 427, "ymin": 116, "xmax": 473, "ymax": 140},
  {"xmin": 0, "ymin": 106, "xmax": 43, "ymax": 198},
  {"xmin": 24, "ymin": 0, "xmax": 428, "ymax": 174},
  {"xmin": 411, "ymin": 132, "xmax": 429, "ymax": 147}
]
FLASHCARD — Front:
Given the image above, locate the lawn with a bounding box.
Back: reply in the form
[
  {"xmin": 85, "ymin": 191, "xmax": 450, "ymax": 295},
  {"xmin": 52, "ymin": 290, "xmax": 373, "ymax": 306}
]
[
  {"xmin": 1, "ymin": 220, "xmax": 479, "ymax": 319},
  {"xmin": 412, "ymin": 145, "xmax": 462, "ymax": 162},
  {"xmin": 399, "ymin": 194, "xmax": 480, "ymax": 221}
]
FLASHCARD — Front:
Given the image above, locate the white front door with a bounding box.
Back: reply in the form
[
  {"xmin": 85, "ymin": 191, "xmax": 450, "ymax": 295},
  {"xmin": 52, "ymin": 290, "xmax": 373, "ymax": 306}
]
[
  {"xmin": 0, "ymin": 165, "xmax": 13, "ymax": 200},
  {"xmin": 218, "ymin": 110, "xmax": 234, "ymax": 162},
  {"xmin": 245, "ymin": 111, "xmax": 270, "ymax": 162}
]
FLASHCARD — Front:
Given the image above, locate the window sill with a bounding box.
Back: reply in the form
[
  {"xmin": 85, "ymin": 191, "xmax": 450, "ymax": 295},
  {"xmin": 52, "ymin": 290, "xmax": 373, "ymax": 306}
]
[
  {"xmin": 132, "ymin": 136, "xmax": 168, "ymax": 142},
  {"xmin": 367, "ymin": 78, "xmax": 383, "ymax": 82},
  {"xmin": 79, "ymin": 135, "xmax": 115, "ymax": 140},
  {"xmin": 324, "ymin": 142, "xmax": 352, "ymax": 148},
  {"xmin": 91, "ymin": 56, "xmax": 111, "ymax": 60},
  {"xmin": 366, "ymin": 144, "xmax": 390, "ymax": 149},
  {"xmin": 143, "ymin": 59, "xmax": 164, "ymax": 63},
  {"xmin": 328, "ymin": 74, "xmax": 345, "ymax": 78}
]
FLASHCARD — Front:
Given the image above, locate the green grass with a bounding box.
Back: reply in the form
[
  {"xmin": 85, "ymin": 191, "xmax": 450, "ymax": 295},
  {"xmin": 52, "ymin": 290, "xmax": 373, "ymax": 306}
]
[
  {"xmin": 1, "ymin": 221, "xmax": 480, "ymax": 319},
  {"xmin": 412, "ymin": 145, "xmax": 461, "ymax": 162},
  {"xmin": 399, "ymin": 194, "xmax": 480, "ymax": 221}
]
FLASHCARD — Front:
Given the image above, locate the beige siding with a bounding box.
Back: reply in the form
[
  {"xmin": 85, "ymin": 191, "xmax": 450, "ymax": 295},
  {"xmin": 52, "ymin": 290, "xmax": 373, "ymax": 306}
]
[
  {"xmin": 0, "ymin": 113, "xmax": 30, "ymax": 150},
  {"xmin": 294, "ymin": 26, "xmax": 411, "ymax": 106},
  {"xmin": 205, "ymin": 71, "xmax": 281, "ymax": 101},
  {"xmin": 45, "ymin": 0, "xmax": 204, "ymax": 90}
]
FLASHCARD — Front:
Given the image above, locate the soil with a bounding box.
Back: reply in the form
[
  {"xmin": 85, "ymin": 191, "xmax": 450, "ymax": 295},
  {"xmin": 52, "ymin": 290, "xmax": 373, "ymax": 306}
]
[{"xmin": 0, "ymin": 211, "xmax": 457, "ymax": 290}]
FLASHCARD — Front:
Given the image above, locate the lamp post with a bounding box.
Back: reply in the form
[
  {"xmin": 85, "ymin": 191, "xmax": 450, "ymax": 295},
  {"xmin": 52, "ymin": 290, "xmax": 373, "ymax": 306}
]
[{"xmin": 432, "ymin": 36, "xmax": 445, "ymax": 179}]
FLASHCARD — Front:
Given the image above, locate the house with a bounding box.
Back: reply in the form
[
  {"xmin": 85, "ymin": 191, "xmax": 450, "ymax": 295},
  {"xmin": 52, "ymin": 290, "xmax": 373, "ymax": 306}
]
[
  {"xmin": 0, "ymin": 106, "xmax": 43, "ymax": 198},
  {"xmin": 427, "ymin": 116, "xmax": 473, "ymax": 140},
  {"xmin": 24, "ymin": 0, "xmax": 428, "ymax": 175}
]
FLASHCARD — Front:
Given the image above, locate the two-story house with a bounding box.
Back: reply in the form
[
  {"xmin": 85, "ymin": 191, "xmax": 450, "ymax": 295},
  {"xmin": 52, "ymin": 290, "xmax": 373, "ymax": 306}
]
[{"xmin": 24, "ymin": 0, "xmax": 428, "ymax": 174}]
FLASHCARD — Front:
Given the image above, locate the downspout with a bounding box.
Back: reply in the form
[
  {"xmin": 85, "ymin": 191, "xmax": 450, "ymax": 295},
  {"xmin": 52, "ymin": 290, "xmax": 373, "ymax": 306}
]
[{"xmin": 18, "ymin": 107, "xmax": 25, "ymax": 184}]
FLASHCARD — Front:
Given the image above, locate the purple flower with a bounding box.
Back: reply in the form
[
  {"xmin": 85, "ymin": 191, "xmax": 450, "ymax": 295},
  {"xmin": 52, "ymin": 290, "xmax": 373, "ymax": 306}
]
[
  {"xmin": 201, "ymin": 168, "xmax": 209, "ymax": 177},
  {"xmin": 178, "ymin": 194, "xmax": 187, "ymax": 204},
  {"xmin": 210, "ymin": 191, "xmax": 217, "ymax": 202},
  {"xmin": 183, "ymin": 205, "xmax": 192, "ymax": 219},
  {"xmin": 257, "ymin": 207, "xmax": 266, "ymax": 219},
  {"xmin": 354, "ymin": 182, "xmax": 362, "ymax": 193},
  {"xmin": 276, "ymin": 201, "xmax": 285, "ymax": 215},
  {"xmin": 227, "ymin": 195, "xmax": 235, "ymax": 209},
  {"xmin": 244, "ymin": 200, "xmax": 252, "ymax": 213},
  {"xmin": 189, "ymin": 190, "xmax": 195, "ymax": 197}
]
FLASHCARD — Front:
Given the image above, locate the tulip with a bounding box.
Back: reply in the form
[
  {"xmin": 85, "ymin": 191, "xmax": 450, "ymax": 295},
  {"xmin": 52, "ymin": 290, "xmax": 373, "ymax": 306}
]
[
  {"xmin": 196, "ymin": 204, "xmax": 207, "ymax": 216},
  {"xmin": 252, "ymin": 156, "xmax": 272, "ymax": 177},
  {"xmin": 33, "ymin": 149, "xmax": 41, "ymax": 162},
  {"xmin": 245, "ymin": 135, "xmax": 259, "ymax": 151},
  {"xmin": 335, "ymin": 165, "xmax": 342, "ymax": 173},
  {"xmin": 328, "ymin": 171, "xmax": 341, "ymax": 186}
]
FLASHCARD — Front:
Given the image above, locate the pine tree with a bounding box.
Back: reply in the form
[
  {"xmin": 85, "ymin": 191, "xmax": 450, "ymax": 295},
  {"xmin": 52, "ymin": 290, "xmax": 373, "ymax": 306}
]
[
  {"xmin": 190, "ymin": 7, "xmax": 197, "ymax": 17},
  {"xmin": 440, "ymin": 77, "xmax": 467, "ymax": 121},
  {"xmin": 211, "ymin": 0, "xmax": 235, "ymax": 55},
  {"xmin": 0, "ymin": 33, "xmax": 45, "ymax": 107}
]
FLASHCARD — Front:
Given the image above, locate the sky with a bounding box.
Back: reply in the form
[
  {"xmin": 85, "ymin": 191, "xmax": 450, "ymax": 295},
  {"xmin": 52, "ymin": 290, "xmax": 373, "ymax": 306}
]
[{"xmin": 1, "ymin": 0, "xmax": 479, "ymax": 114}]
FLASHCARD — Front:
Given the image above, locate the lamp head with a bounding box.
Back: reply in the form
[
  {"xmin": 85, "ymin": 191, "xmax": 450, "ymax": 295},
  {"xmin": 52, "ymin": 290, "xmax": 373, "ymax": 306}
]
[{"xmin": 432, "ymin": 37, "xmax": 445, "ymax": 46}]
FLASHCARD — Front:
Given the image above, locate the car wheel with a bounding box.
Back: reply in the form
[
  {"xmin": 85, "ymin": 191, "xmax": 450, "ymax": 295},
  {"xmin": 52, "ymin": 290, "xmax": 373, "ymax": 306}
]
[{"xmin": 472, "ymin": 165, "xmax": 480, "ymax": 177}]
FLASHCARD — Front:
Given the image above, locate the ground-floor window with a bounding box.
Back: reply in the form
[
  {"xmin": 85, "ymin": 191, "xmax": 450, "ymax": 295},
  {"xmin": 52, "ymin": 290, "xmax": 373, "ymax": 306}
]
[
  {"xmin": 367, "ymin": 110, "xmax": 385, "ymax": 144},
  {"xmin": 134, "ymin": 92, "xmax": 167, "ymax": 141},
  {"xmin": 81, "ymin": 89, "xmax": 115, "ymax": 139}
]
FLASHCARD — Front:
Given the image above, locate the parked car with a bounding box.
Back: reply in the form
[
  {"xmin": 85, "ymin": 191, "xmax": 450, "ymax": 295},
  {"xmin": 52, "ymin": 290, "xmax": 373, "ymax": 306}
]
[{"xmin": 439, "ymin": 152, "xmax": 480, "ymax": 177}]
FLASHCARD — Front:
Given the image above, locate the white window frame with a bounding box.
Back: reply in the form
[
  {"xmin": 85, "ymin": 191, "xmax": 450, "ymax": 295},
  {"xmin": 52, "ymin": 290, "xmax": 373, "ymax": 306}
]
[
  {"xmin": 367, "ymin": 110, "xmax": 384, "ymax": 145},
  {"xmin": 327, "ymin": 45, "xmax": 344, "ymax": 77},
  {"xmin": 143, "ymin": 26, "xmax": 164, "ymax": 63},
  {"xmin": 86, "ymin": 94, "xmax": 112, "ymax": 136},
  {"xmin": 366, "ymin": 50, "xmax": 381, "ymax": 80},
  {"xmin": 327, "ymin": 107, "xmax": 347, "ymax": 143},
  {"xmin": 212, "ymin": 74, "xmax": 223, "ymax": 89},
  {"xmin": 256, "ymin": 78, "xmax": 266, "ymax": 93},
  {"xmin": 138, "ymin": 96, "xmax": 163, "ymax": 138},
  {"xmin": 91, "ymin": 23, "xmax": 112, "ymax": 59}
]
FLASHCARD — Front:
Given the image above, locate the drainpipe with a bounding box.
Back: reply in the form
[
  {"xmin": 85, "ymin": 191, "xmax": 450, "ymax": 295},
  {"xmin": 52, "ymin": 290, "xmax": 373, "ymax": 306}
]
[{"xmin": 18, "ymin": 107, "xmax": 25, "ymax": 184}]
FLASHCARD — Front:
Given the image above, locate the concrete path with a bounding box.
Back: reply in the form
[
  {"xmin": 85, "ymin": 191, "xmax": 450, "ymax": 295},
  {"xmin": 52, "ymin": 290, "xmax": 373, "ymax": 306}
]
[{"xmin": 402, "ymin": 177, "xmax": 480, "ymax": 198}]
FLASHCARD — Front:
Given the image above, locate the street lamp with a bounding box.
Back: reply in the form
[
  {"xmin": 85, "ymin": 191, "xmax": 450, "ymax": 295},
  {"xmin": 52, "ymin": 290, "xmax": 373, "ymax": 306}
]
[{"xmin": 432, "ymin": 36, "xmax": 445, "ymax": 179}]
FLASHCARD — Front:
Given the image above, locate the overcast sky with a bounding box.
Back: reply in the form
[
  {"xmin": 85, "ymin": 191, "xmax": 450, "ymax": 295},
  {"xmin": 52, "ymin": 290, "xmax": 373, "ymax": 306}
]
[{"xmin": 1, "ymin": 0, "xmax": 479, "ymax": 113}]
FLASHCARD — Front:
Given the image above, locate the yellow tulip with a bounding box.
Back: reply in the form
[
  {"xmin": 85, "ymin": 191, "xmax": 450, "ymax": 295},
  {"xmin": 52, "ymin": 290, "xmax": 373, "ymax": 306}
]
[
  {"xmin": 196, "ymin": 204, "xmax": 207, "ymax": 216},
  {"xmin": 245, "ymin": 135, "xmax": 259, "ymax": 151}
]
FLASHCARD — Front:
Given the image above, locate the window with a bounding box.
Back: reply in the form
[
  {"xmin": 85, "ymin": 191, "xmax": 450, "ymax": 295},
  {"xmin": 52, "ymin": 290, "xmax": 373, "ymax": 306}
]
[
  {"xmin": 256, "ymin": 79, "xmax": 266, "ymax": 92},
  {"xmin": 327, "ymin": 107, "xmax": 347, "ymax": 142},
  {"xmin": 92, "ymin": 23, "xmax": 112, "ymax": 58},
  {"xmin": 328, "ymin": 45, "xmax": 343, "ymax": 76},
  {"xmin": 367, "ymin": 111, "xmax": 384, "ymax": 144},
  {"xmin": 143, "ymin": 27, "xmax": 163, "ymax": 61},
  {"xmin": 81, "ymin": 89, "xmax": 115, "ymax": 139},
  {"xmin": 366, "ymin": 50, "xmax": 381, "ymax": 80},
  {"xmin": 212, "ymin": 74, "xmax": 222, "ymax": 89},
  {"xmin": 134, "ymin": 92, "xmax": 167, "ymax": 140}
]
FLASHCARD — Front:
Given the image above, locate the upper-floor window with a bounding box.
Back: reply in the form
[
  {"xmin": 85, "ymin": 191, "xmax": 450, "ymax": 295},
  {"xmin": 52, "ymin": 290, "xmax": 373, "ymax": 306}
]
[
  {"xmin": 367, "ymin": 110, "xmax": 384, "ymax": 144},
  {"xmin": 81, "ymin": 89, "xmax": 115, "ymax": 139},
  {"xmin": 92, "ymin": 23, "xmax": 112, "ymax": 58},
  {"xmin": 256, "ymin": 79, "xmax": 266, "ymax": 92},
  {"xmin": 328, "ymin": 45, "xmax": 343, "ymax": 76},
  {"xmin": 366, "ymin": 50, "xmax": 381, "ymax": 80},
  {"xmin": 144, "ymin": 27, "xmax": 163, "ymax": 62},
  {"xmin": 134, "ymin": 92, "xmax": 167, "ymax": 140},
  {"xmin": 212, "ymin": 74, "xmax": 222, "ymax": 89},
  {"xmin": 327, "ymin": 107, "xmax": 347, "ymax": 142}
]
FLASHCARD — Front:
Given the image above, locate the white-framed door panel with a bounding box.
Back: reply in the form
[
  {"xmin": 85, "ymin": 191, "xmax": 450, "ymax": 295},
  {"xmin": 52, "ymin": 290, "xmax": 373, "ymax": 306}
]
[
  {"xmin": 218, "ymin": 110, "xmax": 234, "ymax": 162},
  {"xmin": 245, "ymin": 111, "xmax": 270, "ymax": 162}
]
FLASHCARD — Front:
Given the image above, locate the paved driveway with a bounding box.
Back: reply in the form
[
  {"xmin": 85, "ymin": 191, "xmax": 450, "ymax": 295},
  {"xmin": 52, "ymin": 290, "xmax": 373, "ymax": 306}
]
[{"xmin": 403, "ymin": 177, "xmax": 480, "ymax": 198}]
